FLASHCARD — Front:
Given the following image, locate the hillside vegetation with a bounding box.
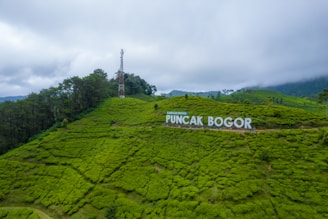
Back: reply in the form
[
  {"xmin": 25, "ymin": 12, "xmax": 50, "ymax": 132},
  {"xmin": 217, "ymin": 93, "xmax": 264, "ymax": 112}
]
[
  {"xmin": 0, "ymin": 96, "xmax": 328, "ymax": 218},
  {"xmin": 0, "ymin": 70, "xmax": 156, "ymax": 155},
  {"xmin": 220, "ymin": 89, "xmax": 324, "ymax": 114},
  {"xmin": 256, "ymin": 76, "xmax": 328, "ymax": 97}
]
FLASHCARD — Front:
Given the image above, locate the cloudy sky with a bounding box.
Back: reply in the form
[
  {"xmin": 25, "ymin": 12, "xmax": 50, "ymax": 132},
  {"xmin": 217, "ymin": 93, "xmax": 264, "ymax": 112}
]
[{"xmin": 0, "ymin": 0, "xmax": 328, "ymax": 96}]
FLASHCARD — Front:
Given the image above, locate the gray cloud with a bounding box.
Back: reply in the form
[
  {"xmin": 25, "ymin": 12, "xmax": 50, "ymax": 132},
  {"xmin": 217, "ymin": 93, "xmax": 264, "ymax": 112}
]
[{"xmin": 0, "ymin": 0, "xmax": 328, "ymax": 96}]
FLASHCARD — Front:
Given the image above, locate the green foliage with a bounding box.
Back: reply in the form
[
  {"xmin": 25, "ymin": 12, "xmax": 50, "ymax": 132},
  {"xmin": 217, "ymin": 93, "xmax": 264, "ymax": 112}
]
[
  {"xmin": 258, "ymin": 148, "xmax": 271, "ymax": 162},
  {"xmin": 221, "ymin": 89, "xmax": 325, "ymax": 114},
  {"xmin": 318, "ymin": 128, "xmax": 328, "ymax": 145},
  {"xmin": 105, "ymin": 206, "xmax": 117, "ymax": 219},
  {"xmin": 109, "ymin": 73, "xmax": 156, "ymax": 96},
  {"xmin": 0, "ymin": 70, "xmax": 155, "ymax": 155},
  {"xmin": 0, "ymin": 191, "xmax": 5, "ymax": 201},
  {"xmin": 243, "ymin": 98, "xmax": 250, "ymax": 104},
  {"xmin": 0, "ymin": 96, "xmax": 328, "ymax": 218},
  {"xmin": 0, "ymin": 208, "xmax": 40, "ymax": 219},
  {"xmin": 261, "ymin": 76, "xmax": 328, "ymax": 97},
  {"xmin": 61, "ymin": 118, "xmax": 68, "ymax": 128},
  {"xmin": 318, "ymin": 88, "xmax": 328, "ymax": 103}
]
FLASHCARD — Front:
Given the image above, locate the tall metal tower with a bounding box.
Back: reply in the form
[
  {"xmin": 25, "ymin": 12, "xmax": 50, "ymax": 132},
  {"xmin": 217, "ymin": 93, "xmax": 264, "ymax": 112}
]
[{"xmin": 118, "ymin": 49, "xmax": 125, "ymax": 98}]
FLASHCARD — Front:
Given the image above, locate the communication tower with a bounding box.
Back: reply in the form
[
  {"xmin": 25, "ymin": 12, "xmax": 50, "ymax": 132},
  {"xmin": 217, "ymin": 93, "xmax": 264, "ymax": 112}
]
[{"xmin": 118, "ymin": 49, "xmax": 125, "ymax": 98}]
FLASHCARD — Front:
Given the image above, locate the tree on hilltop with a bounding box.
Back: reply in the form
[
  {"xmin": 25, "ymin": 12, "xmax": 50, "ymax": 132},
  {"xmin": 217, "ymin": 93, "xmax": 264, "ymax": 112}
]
[
  {"xmin": 108, "ymin": 73, "xmax": 157, "ymax": 96},
  {"xmin": 318, "ymin": 88, "xmax": 328, "ymax": 103},
  {"xmin": 0, "ymin": 68, "xmax": 157, "ymax": 155}
]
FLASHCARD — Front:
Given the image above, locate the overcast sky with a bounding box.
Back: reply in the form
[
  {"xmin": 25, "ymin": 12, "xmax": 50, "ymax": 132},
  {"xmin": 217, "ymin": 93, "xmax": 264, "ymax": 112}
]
[{"xmin": 0, "ymin": 0, "xmax": 328, "ymax": 96}]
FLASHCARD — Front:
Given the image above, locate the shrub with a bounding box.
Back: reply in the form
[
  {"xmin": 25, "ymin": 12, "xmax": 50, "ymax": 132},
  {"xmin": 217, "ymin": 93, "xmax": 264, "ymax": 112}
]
[
  {"xmin": 105, "ymin": 206, "xmax": 117, "ymax": 219},
  {"xmin": 318, "ymin": 129, "xmax": 328, "ymax": 145},
  {"xmin": 61, "ymin": 118, "xmax": 68, "ymax": 128},
  {"xmin": 273, "ymin": 110, "xmax": 281, "ymax": 118},
  {"xmin": 243, "ymin": 99, "xmax": 250, "ymax": 104},
  {"xmin": 260, "ymin": 149, "xmax": 271, "ymax": 162},
  {"xmin": 0, "ymin": 191, "xmax": 5, "ymax": 200}
]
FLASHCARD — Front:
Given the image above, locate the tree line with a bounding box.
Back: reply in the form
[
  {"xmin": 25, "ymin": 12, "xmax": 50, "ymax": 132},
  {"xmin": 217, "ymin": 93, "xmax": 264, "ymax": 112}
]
[{"xmin": 0, "ymin": 69, "xmax": 156, "ymax": 154}]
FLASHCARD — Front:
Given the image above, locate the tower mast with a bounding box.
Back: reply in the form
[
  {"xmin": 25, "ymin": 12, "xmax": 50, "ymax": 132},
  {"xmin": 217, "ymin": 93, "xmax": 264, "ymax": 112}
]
[{"xmin": 118, "ymin": 49, "xmax": 125, "ymax": 98}]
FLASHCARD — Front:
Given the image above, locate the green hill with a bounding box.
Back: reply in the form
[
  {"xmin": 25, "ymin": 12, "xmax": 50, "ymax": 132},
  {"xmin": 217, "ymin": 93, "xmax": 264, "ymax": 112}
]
[
  {"xmin": 255, "ymin": 76, "xmax": 328, "ymax": 97},
  {"xmin": 1, "ymin": 97, "xmax": 328, "ymax": 218},
  {"xmin": 220, "ymin": 89, "xmax": 324, "ymax": 114}
]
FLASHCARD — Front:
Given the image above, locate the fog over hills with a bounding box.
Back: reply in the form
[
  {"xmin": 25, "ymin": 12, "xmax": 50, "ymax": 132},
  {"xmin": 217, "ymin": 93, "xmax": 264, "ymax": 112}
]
[
  {"xmin": 165, "ymin": 75, "xmax": 328, "ymax": 97},
  {"xmin": 256, "ymin": 76, "xmax": 328, "ymax": 97}
]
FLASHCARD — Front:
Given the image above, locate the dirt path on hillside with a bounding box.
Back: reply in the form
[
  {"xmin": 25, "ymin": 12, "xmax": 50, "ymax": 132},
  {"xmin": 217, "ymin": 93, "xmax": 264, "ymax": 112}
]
[
  {"xmin": 0, "ymin": 207, "xmax": 53, "ymax": 219},
  {"xmin": 167, "ymin": 125, "xmax": 322, "ymax": 133}
]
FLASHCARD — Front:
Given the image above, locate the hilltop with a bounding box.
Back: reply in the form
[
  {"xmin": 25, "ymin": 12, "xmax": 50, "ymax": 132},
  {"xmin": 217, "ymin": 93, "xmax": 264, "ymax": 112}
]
[
  {"xmin": 220, "ymin": 89, "xmax": 323, "ymax": 114},
  {"xmin": 0, "ymin": 96, "xmax": 26, "ymax": 103},
  {"xmin": 0, "ymin": 96, "xmax": 328, "ymax": 218},
  {"xmin": 255, "ymin": 76, "xmax": 328, "ymax": 97},
  {"xmin": 165, "ymin": 90, "xmax": 219, "ymax": 98},
  {"xmin": 165, "ymin": 75, "xmax": 328, "ymax": 99}
]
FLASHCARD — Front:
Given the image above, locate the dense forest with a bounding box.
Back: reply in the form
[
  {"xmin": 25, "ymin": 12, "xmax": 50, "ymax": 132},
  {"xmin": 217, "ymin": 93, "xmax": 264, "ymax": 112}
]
[{"xmin": 0, "ymin": 69, "xmax": 156, "ymax": 154}]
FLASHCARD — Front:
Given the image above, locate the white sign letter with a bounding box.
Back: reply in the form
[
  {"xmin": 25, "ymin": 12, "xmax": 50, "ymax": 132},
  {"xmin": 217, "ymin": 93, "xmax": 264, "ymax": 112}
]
[
  {"xmin": 182, "ymin": 116, "xmax": 189, "ymax": 125},
  {"xmin": 234, "ymin": 118, "xmax": 244, "ymax": 128},
  {"xmin": 208, "ymin": 116, "xmax": 214, "ymax": 126},
  {"xmin": 176, "ymin": 115, "xmax": 183, "ymax": 124},
  {"xmin": 190, "ymin": 116, "xmax": 197, "ymax": 125},
  {"xmin": 224, "ymin": 117, "xmax": 233, "ymax": 128},
  {"xmin": 214, "ymin": 117, "xmax": 223, "ymax": 127},
  {"xmin": 166, "ymin": 115, "xmax": 170, "ymax": 123},
  {"xmin": 244, "ymin": 118, "xmax": 252, "ymax": 129},
  {"xmin": 197, "ymin": 116, "xmax": 203, "ymax": 126}
]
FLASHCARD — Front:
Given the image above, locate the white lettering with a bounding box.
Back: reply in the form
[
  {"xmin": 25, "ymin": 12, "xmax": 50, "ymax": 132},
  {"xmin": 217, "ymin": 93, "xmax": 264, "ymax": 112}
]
[
  {"xmin": 171, "ymin": 115, "xmax": 176, "ymax": 124},
  {"xmin": 190, "ymin": 116, "xmax": 197, "ymax": 125},
  {"xmin": 166, "ymin": 112, "xmax": 253, "ymax": 129},
  {"xmin": 176, "ymin": 115, "xmax": 183, "ymax": 124},
  {"xmin": 167, "ymin": 111, "xmax": 188, "ymax": 115},
  {"xmin": 208, "ymin": 116, "xmax": 214, "ymax": 126},
  {"xmin": 197, "ymin": 116, "xmax": 203, "ymax": 126},
  {"xmin": 214, "ymin": 117, "xmax": 223, "ymax": 127},
  {"xmin": 244, "ymin": 118, "xmax": 252, "ymax": 129},
  {"xmin": 224, "ymin": 117, "xmax": 233, "ymax": 128},
  {"xmin": 182, "ymin": 116, "xmax": 189, "ymax": 125},
  {"xmin": 234, "ymin": 117, "xmax": 244, "ymax": 128},
  {"xmin": 166, "ymin": 115, "xmax": 170, "ymax": 123}
]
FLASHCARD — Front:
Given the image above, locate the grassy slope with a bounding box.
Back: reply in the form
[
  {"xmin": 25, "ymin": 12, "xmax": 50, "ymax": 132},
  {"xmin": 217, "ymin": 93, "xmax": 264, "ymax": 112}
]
[
  {"xmin": 0, "ymin": 96, "xmax": 328, "ymax": 218},
  {"xmin": 0, "ymin": 207, "xmax": 52, "ymax": 219},
  {"xmin": 220, "ymin": 89, "xmax": 324, "ymax": 114}
]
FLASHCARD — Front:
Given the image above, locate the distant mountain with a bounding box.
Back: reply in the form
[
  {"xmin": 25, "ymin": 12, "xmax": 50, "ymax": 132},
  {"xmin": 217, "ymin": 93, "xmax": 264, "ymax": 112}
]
[
  {"xmin": 220, "ymin": 89, "xmax": 324, "ymax": 114},
  {"xmin": 0, "ymin": 96, "xmax": 27, "ymax": 103},
  {"xmin": 255, "ymin": 76, "xmax": 328, "ymax": 97},
  {"xmin": 165, "ymin": 90, "xmax": 219, "ymax": 98},
  {"xmin": 167, "ymin": 76, "xmax": 328, "ymax": 99}
]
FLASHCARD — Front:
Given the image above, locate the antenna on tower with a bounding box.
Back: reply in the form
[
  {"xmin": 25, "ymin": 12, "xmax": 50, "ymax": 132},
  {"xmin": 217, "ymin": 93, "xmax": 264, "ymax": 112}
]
[
  {"xmin": 118, "ymin": 49, "xmax": 125, "ymax": 98},
  {"xmin": 120, "ymin": 49, "xmax": 124, "ymax": 72}
]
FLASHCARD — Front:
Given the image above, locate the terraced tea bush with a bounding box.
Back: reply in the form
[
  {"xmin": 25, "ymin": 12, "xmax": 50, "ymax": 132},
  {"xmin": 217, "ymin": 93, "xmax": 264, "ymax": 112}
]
[
  {"xmin": 1, "ymin": 97, "xmax": 328, "ymax": 218},
  {"xmin": 0, "ymin": 208, "xmax": 40, "ymax": 219}
]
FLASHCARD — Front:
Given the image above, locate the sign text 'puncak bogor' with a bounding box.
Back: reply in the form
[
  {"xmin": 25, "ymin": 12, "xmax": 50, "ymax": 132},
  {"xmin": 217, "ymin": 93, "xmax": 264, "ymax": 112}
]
[{"xmin": 166, "ymin": 111, "xmax": 252, "ymax": 129}]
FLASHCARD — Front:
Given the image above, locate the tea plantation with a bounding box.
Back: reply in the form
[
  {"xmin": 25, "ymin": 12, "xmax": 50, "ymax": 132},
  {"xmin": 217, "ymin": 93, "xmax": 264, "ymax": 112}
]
[{"xmin": 0, "ymin": 96, "xmax": 328, "ymax": 218}]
